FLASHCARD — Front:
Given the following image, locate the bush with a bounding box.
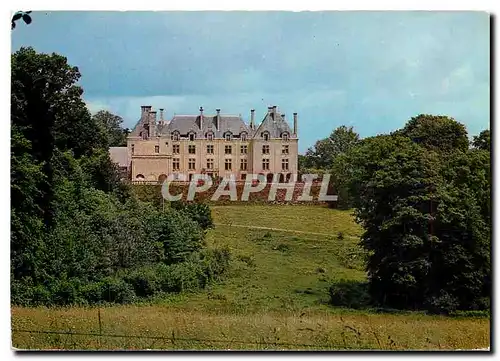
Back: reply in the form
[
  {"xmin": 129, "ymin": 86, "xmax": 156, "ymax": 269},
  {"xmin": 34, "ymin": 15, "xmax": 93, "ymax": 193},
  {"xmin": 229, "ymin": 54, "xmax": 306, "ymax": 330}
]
[
  {"xmin": 122, "ymin": 267, "xmax": 161, "ymax": 298},
  {"xmin": 99, "ymin": 277, "xmax": 135, "ymax": 304},
  {"xmin": 180, "ymin": 202, "xmax": 214, "ymax": 230},
  {"xmin": 329, "ymin": 280, "xmax": 371, "ymax": 309}
]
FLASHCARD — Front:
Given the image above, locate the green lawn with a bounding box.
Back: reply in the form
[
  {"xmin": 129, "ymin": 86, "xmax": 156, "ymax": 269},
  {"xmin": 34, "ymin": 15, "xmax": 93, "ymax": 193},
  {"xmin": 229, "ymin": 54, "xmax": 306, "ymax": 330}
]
[{"xmin": 11, "ymin": 205, "xmax": 490, "ymax": 350}]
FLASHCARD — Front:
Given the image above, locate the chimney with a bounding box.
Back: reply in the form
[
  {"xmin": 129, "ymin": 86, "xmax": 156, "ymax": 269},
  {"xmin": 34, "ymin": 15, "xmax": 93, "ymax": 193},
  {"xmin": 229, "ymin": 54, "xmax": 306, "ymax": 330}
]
[
  {"xmin": 159, "ymin": 108, "xmax": 164, "ymax": 123},
  {"xmin": 216, "ymin": 108, "xmax": 221, "ymax": 130},
  {"xmin": 149, "ymin": 111, "xmax": 157, "ymax": 137},
  {"xmin": 199, "ymin": 106, "xmax": 204, "ymax": 129},
  {"xmin": 293, "ymin": 112, "xmax": 298, "ymax": 135},
  {"xmin": 141, "ymin": 105, "xmax": 152, "ymax": 117},
  {"xmin": 272, "ymin": 106, "xmax": 277, "ymax": 122},
  {"xmin": 250, "ymin": 109, "xmax": 255, "ymax": 129}
]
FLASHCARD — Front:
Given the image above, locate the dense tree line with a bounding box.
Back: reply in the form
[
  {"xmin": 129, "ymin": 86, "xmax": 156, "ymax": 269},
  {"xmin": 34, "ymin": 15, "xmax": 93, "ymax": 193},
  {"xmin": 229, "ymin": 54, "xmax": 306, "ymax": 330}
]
[
  {"xmin": 11, "ymin": 47, "xmax": 227, "ymax": 306},
  {"xmin": 303, "ymin": 118, "xmax": 491, "ymax": 314}
]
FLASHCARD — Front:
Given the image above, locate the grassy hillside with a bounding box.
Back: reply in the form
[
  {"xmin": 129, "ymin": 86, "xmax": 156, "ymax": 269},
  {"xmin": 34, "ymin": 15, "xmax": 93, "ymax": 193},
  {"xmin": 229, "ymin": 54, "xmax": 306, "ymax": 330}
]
[{"xmin": 12, "ymin": 205, "xmax": 490, "ymax": 350}]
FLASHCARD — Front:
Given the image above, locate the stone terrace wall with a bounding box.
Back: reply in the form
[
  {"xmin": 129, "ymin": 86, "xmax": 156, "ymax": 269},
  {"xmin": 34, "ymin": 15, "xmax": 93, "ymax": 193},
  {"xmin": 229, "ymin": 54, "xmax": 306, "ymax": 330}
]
[{"xmin": 133, "ymin": 181, "xmax": 338, "ymax": 207}]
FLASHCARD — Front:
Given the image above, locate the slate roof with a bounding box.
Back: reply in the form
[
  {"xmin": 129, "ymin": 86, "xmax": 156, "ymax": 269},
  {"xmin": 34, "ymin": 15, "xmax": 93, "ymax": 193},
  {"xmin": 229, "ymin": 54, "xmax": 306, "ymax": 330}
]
[
  {"xmin": 130, "ymin": 106, "xmax": 295, "ymax": 140},
  {"xmin": 109, "ymin": 147, "xmax": 129, "ymax": 167},
  {"xmin": 166, "ymin": 114, "xmax": 250, "ymax": 137},
  {"xmin": 253, "ymin": 110, "xmax": 294, "ymax": 139}
]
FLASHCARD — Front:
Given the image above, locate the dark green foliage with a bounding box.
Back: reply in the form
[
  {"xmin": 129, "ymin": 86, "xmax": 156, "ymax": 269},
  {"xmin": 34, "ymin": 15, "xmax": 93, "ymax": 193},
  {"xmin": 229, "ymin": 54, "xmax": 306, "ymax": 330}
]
[
  {"xmin": 11, "ymin": 48, "xmax": 227, "ymax": 307},
  {"xmin": 302, "ymin": 126, "xmax": 360, "ymax": 170},
  {"xmin": 329, "ymin": 280, "xmax": 371, "ymax": 309},
  {"xmin": 92, "ymin": 110, "xmax": 129, "ymax": 147},
  {"xmin": 340, "ymin": 119, "xmax": 491, "ymax": 314},
  {"xmin": 171, "ymin": 201, "xmax": 214, "ymax": 231},
  {"xmin": 300, "ymin": 126, "xmax": 360, "ymax": 208},
  {"xmin": 472, "ymin": 129, "xmax": 490, "ymax": 151},
  {"xmin": 397, "ymin": 114, "xmax": 469, "ymax": 153}
]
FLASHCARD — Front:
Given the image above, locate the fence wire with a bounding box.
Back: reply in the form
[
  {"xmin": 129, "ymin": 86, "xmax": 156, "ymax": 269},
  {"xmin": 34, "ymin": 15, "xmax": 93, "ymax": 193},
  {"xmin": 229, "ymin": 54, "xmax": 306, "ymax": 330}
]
[{"xmin": 12, "ymin": 328, "xmax": 373, "ymax": 350}]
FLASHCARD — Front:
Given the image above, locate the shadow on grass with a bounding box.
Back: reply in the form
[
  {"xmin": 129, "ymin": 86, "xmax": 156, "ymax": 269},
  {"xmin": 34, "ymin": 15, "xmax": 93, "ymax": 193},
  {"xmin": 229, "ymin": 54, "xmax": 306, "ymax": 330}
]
[
  {"xmin": 328, "ymin": 280, "xmax": 419, "ymax": 315},
  {"xmin": 328, "ymin": 280, "xmax": 491, "ymax": 317}
]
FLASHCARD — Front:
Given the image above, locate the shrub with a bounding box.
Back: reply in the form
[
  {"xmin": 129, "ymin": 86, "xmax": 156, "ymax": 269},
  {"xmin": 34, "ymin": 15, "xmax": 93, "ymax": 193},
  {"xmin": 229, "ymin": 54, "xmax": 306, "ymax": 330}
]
[
  {"xmin": 122, "ymin": 267, "xmax": 161, "ymax": 298},
  {"xmin": 329, "ymin": 280, "xmax": 371, "ymax": 309},
  {"xmin": 99, "ymin": 277, "xmax": 135, "ymax": 304}
]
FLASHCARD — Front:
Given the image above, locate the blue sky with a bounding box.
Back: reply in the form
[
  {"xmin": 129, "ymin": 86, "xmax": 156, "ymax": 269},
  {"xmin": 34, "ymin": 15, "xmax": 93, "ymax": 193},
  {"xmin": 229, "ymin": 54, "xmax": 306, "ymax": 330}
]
[{"xmin": 11, "ymin": 11, "xmax": 490, "ymax": 153}]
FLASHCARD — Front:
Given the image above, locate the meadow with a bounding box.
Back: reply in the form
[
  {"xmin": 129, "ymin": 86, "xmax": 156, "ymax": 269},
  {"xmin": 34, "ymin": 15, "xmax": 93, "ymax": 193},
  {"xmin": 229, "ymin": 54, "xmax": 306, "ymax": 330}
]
[{"xmin": 11, "ymin": 205, "xmax": 490, "ymax": 350}]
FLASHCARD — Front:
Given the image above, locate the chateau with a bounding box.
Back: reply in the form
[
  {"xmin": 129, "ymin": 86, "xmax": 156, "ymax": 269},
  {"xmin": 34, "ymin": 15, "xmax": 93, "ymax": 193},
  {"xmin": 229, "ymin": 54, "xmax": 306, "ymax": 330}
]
[{"xmin": 110, "ymin": 105, "xmax": 299, "ymax": 183}]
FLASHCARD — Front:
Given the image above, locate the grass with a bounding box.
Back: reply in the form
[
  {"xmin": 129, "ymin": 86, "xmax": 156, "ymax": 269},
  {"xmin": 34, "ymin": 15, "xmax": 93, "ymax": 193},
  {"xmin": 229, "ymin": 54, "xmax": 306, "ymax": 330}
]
[{"xmin": 11, "ymin": 205, "xmax": 490, "ymax": 350}]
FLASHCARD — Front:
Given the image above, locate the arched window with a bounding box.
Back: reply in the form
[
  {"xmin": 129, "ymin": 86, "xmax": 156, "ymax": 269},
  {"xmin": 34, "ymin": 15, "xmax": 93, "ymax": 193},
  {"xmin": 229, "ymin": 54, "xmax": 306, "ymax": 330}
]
[
  {"xmin": 171, "ymin": 131, "xmax": 180, "ymax": 141},
  {"xmin": 282, "ymin": 132, "xmax": 289, "ymax": 141},
  {"xmin": 158, "ymin": 174, "xmax": 168, "ymax": 183},
  {"xmin": 206, "ymin": 132, "xmax": 214, "ymax": 141},
  {"xmin": 135, "ymin": 174, "xmax": 145, "ymax": 180},
  {"xmin": 262, "ymin": 131, "xmax": 270, "ymax": 141},
  {"xmin": 241, "ymin": 132, "xmax": 247, "ymax": 141},
  {"xmin": 189, "ymin": 132, "xmax": 196, "ymax": 141},
  {"xmin": 225, "ymin": 132, "xmax": 232, "ymax": 141}
]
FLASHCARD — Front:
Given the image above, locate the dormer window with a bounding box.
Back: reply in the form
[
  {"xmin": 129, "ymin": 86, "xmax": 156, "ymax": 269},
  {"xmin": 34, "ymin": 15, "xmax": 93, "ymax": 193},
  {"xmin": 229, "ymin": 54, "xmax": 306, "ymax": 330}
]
[
  {"xmin": 206, "ymin": 132, "xmax": 214, "ymax": 141},
  {"xmin": 189, "ymin": 132, "xmax": 196, "ymax": 141},
  {"xmin": 225, "ymin": 132, "xmax": 232, "ymax": 141},
  {"xmin": 282, "ymin": 132, "xmax": 289, "ymax": 141},
  {"xmin": 262, "ymin": 132, "xmax": 270, "ymax": 141},
  {"xmin": 241, "ymin": 132, "xmax": 247, "ymax": 142},
  {"xmin": 172, "ymin": 131, "xmax": 180, "ymax": 141}
]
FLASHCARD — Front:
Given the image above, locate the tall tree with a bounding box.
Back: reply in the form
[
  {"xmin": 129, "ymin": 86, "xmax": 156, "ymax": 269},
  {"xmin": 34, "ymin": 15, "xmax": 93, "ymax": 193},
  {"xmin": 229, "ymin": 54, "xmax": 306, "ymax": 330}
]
[
  {"xmin": 92, "ymin": 110, "xmax": 128, "ymax": 147},
  {"xmin": 472, "ymin": 129, "xmax": 490, "ymax": 151},
  {"xmin": 397, "ymin": 114, "xmax": 469, "ymax": 153},
  {"xmin": 346, "ymin": 130, "xmax": 490, "ymax": 313},
  {"xmin": 303, "ymin": 125, "xmax": 360, "ymax": 170}
]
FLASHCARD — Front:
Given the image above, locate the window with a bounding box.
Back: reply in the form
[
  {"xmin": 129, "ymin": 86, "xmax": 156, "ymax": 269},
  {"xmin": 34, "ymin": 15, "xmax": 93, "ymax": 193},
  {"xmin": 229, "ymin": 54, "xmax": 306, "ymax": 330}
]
[
  {"xmin": 225, "ymin": 132, "xmax": 232, "ymax": 141},
  {"xmin": 155, "ymin": 145, "xmax": 159, "ymax": 153},
  {"xmin": 240, "ymin": 159, "xmax": 248, "ymax": 171},
  {"xmin": 262, "ymin": 145, "xmax": 270, "ymax": 154},
  {"xmin": 240, "ymin": 145, "xmax": 248, "ymax": 154},
  {"xmin": 282, "ymin": 145, "xmax": 289, "ymax": 154},
  {"xmin": 173, "ymin": 144, "xmax": 180, "ymax": 154},
  {"xmin": 225, "ymin": 159, "xmax": 232, "ymax": 171},
  {"xmin": 189, "ymin": 174, "xmax": 194, "ymax": 181},
  {"xmin": 282, "ymin": 159, "xmax": 289, "ymax": 171},
  {"xmin": 172, "ymin": 132, "xmax": 180, "ymax": 141},
  {"xmin": 262, "ymin": 158, "xmax": 270, "ymax": 170},
  {"xmin": 282, "ymin": 132, "xmax": 289, "ymax": 141},
  {"xmin": 206, "ymin": 132, "xmax": 214, "ymax": 141},
  {"xmin": 241, "ymin": 132, "xmax": 247, "ymax": 141},
  {"xmin": 207, "ymin": 144, "xmax": 214, "ymax": 154},
  {"xmin": 189, "ymin": 133, "xmax": 196, "ymax": 141},
  {"xmin": 165, "ymin": 142, "xmax": 168, "ymax": 146},
  {"xmin": 225, "ymin": 145, "xmax": 232, "ymax": 154},
  {"xmin": 241, "ymin": 173, "xmax": 247, "ymax": 180},
  {"xmin": 207, "ymin": 159, "xmax": 214, "ymax": 169},
  {"xmin": 262, "ymin": 132, "xmax": 269, "ymax": 141},
  {"xmin": 131, "ymin": 144, "xmax": 135, "ymax": 155},
  {"xmin": 189, "ymin": 158, "xmax": 196, "ymax": 170},
  {"xmin": 189, "ymin": 145, "xmax": 196, "ymax": 154},
  {"xmin": 173, "ymin": 158, "xmax": 180, "ymax": 170}
]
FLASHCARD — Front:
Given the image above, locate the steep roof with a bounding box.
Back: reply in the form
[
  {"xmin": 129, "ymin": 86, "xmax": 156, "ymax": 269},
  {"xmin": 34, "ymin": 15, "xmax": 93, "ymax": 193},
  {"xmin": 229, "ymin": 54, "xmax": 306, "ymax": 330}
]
[
  {"xmin": 165, "ymin": 114, "xmax": 250, "ymax": 137},
  {"xmin": 253, "ymin": 110, "xmax": 294, "ymax": 139}
]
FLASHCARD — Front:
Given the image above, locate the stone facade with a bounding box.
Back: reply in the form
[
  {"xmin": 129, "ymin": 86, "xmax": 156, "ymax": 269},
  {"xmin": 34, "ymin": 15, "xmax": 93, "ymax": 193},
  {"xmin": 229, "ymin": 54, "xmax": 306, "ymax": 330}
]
[{"xmin": 113, "ymin": 105, "xmax": 299, "ymax": 183}]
